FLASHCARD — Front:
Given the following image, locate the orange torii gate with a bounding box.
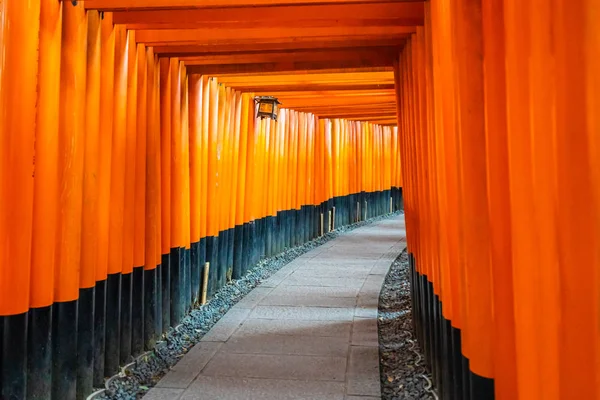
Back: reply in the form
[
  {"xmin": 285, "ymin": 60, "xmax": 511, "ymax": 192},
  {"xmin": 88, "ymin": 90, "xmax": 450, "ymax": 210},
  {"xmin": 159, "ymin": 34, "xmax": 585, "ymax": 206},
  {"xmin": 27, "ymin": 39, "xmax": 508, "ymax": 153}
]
[
  {"xmin": 1, "ymin": 0, "xmax": 599, "ymax": 400},
  {"xmin": 0, "ymin": 1, "xmax": 405, "ymax": 399}
]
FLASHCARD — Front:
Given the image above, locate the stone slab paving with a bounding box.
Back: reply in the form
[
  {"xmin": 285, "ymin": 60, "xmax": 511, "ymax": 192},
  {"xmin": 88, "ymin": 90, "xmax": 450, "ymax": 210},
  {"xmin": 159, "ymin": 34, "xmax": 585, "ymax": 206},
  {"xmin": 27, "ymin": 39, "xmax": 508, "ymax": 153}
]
[{"xmin": 147, "ymin": 215, "xmax": 406, "ymax": 400}]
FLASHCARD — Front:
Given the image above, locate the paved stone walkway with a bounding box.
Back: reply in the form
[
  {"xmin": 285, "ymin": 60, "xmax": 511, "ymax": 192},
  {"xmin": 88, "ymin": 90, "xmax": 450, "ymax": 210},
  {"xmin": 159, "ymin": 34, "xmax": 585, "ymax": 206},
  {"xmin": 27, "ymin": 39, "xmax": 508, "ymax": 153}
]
[{"xmin": 145, "ymin": 215, "xmax": 406, "ymax": 400}]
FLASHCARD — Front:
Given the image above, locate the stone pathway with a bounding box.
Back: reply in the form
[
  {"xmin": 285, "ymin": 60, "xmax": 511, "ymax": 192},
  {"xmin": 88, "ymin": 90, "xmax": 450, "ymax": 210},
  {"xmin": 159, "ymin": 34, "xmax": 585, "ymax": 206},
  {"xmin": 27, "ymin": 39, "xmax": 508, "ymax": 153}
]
[{"xmin": 145, "ymin": 215, "xmax": 406, "ymax": 400}]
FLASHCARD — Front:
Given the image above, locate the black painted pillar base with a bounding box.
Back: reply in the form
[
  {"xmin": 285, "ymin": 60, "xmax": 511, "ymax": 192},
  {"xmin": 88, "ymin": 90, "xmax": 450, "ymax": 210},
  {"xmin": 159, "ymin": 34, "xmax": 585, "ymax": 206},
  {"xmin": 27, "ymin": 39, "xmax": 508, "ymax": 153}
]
[
  {"xmin": 156, "ymin": 264, "xmax": 163, "ymax": 336},
  {"xmin": 205, "ymin": 235, "xmax": 219, "ymax": 299},
  {"xmin": 257, "ymin": 218, "xmax": 266, "ymax": 262},
  {"xmin": 232, "ymin": 225, "xmax": 244, "ymax": 280},
  {"xmin": 309, "ymin": 204, "xmax": 315, "ymax": 240},
  {"xmin": 218, "ymin": 230, "xmax": 228, "ymax": 289},
  {"xmin": 120, "ymin": 272, "xmax": 132, "ymax": 364},
  {"xmin": 28, "ymin": 306, "xmax": 52, "ymax": 400},
  {"xmin": 306, "ymin": 205, "xmax": 312, "ymax": 242},
  {"xmin": 337, "ymin": 196, "xmax": 342, "ymax": 226},
  {"xmin": 77, "ymin": 287, "xmax": 95, "ymax": 400},
  {"xmin": 426, "ymin": 279, "xmax": 433, "ymax": 372},
  {"xmin": 226, "ymin": 228, "xmax": 234, "ymax": 283},
  {"xmin": 289, "ymin": 209, "xmax": 295, "ymax": 247},
  {"xmin": 452, "ymin": 327, "xmax": 465, "ymax": 400},
  {"xmin": 182, "ymin": 247, "xmax": 189, "ymax": 318},
  {"xmin": 216, "ymin": 231, "xmax": 225, "ymax": 289},
  {"xmin": 265, "ymin": 216, "xmax": 274, "ymax": 257},
  {"xmin": 180, "ymin": 247, "xmax": 192, "ymax": 319},
  {"xmin": 249, "ymin": 221, "xmax": 258, "ymax": 268},
  {"xmin": 93, "ymin": 279, "xmax": 106, "ymax": 387},
  {"xmin": 282, "ymin": 211, "xmax": 290, "ymax": 249},
  {"xmin": 144, "ymin": 267, "xmax": 158, "ymax": 350},
  {"xmin": 360, "ymin": 193, "xmax": 365, "ymax": 220},
  {"xmin": 251, "ymin": 221, "xmax": 258, "ymax": 265},
  {"xmin": 273, "ymin": 212, "xmax": 280, "ymax": 254},
  {"xmin": 131, "ymin": 266, "xmax": 144, "ymax": 357},
  {"xmin": 345, "ymin": 194, "xmax": 349, "ymax": 225},
  {"xmin": 105, "ymin": 273, "xmax": 121, "ymax": 376},
  {"xmin": 191, "ymin": 241, "xmax": 200, "ymax": 306},
  {"xmin": 409, "ymin": 252, "xmax": 496, "ymax": 400},
  {"xmin": 306, "ymin": 206, "xmax": 314, "ymax": 240},
  {"xmin": 340, "ymin": 195, "xmax": 346, "ymax": 226},
  {"xmin": 318, "ymin": 202, "xmax": 324, "ymax": 234},
  {"xmin": 470, "ymin": 364, "xmax": 495, "ymax": 399},
  {"xmin": 241, "ymin": 223, "xmax": 251, "ymax": 277},
  {"xmin": 441, "ymin": 317, "xmax": 453, "ymax": 400},
  {"xmin": 348, "ymin": 194, "xmax": 353, "ymax": 225},
  {"xmin": 306, "ymin": 204, "xmax": 317, "ymax": 242},
  {"xmin": 312, "ymin": 204, "xmax": 317, "ymax": 238},
  {"xmin": 288, "ymin": 209, "xmax": 296, "ymax": 246},
  {"xmin": 431, "ymin": 292, "xmax": 440, "ymax": 386},
  {"xmin": 52, "ymin": 300, "xmax": 78, "ymax": 400},
  {"xmin": 348, "ymin": 194, "xmax": 353, "ymax": 224},
  {"xmin": 278, "ymin": 212, "xmax": 284, "ymax": 252},
  {"xmin": 170, "ymin": 247, "xmax": 182, "ymax": 327},
  {"xmin": 161, "ymin": 254, "xmax": 171, "ymax": 333},
  {"xmin": 317, "ymin": 203, "xmax": 323, "ymax": 235},
  {"xmin": 297, "ymin": 207, "xmax": 305, "ymax": 245},
  {"xmin": 306, "ymin": 206, "xmax": 312, "ymax": 240},
  {"xmin": 2, "ymin": 312, "xmax": 28, "ymax": 400},
  {"xmin": 342, "ymin": 195, "xmax": 349, "ymax": 226},
  {"xmin": 462, "ymin": 356, "xmax": 472, "ymax": 400},
  {"xmin": 198, "ymin": 237, "xmax": 207, "ymax": 297}
]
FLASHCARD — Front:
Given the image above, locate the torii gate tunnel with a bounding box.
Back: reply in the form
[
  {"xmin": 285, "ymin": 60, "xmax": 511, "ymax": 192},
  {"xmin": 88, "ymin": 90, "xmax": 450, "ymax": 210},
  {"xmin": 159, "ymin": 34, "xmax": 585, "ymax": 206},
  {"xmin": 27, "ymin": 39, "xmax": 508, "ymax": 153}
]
[{"xmin": 0, "ymin": 1, "xmax": 598, "ymax": 400}]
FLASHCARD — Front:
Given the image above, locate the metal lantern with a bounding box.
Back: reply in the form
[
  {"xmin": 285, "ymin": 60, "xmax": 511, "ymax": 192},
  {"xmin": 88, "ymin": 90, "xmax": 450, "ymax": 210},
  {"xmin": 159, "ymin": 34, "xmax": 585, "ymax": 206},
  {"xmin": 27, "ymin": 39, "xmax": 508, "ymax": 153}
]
[{"xmin": 255, "ymin": 96, "xmax": 281, "ymax": 121}]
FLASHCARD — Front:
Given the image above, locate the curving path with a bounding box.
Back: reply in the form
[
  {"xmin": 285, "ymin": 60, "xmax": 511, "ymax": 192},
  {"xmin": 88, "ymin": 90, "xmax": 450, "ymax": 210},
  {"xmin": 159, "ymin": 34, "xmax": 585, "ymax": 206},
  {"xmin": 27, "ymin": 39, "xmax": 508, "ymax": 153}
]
[{"xmin": 145, "ymin": 215, "xmax": 406, "ymax": 400}]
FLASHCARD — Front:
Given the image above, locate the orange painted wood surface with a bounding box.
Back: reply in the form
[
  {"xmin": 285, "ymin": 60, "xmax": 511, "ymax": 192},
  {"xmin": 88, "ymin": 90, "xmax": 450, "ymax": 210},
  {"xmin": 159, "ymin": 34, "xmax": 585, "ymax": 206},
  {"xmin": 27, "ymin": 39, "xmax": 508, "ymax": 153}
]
[
  {"xmin": 97, "ymin": 12, "xmax": 116, "ymax": 281},
  {"xmin": 0, "ymin": 0, "xmax": 41, "ymax": 314},
  {"xmin": 122, "ymin": 31, "xmax": 138, "ymax": 275},
  {"xmin": 55, "ymin": 2, "xmax": 87, "ymax": 302},
  {"xmin": 83, "ymin": 0, "xmax": 421, "ymax": 11},
  {"xmin": 80, "ymin": 11, "xmax": 102, "ymax": 289},
  {"xmin": 30, "ymin": 0, "xmax": 61, "ymax": 308}
]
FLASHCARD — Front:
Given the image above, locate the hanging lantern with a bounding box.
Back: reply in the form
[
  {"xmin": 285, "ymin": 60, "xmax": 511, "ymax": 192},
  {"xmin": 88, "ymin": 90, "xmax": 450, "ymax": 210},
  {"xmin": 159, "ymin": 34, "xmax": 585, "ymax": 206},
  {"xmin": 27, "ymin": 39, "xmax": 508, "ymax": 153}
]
[{"xmin": 255, "ymin": 96, "xmax": 281, "ymax": 121}]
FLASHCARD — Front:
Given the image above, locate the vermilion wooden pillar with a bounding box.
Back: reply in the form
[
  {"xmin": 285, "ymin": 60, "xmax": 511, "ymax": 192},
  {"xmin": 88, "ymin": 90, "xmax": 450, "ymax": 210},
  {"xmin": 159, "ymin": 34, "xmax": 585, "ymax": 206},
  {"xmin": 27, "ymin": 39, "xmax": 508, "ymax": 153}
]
[
  {"xmin": 0, "ymin": 0, "xmax": 41, "ymax": 398},
  {"xmin": 144, "ymin": 47, "xmax": 161, "ymax": 350},
  {"xmin": 77, "ymin": 10, "xmax": 101, "ymax": 400},
  {"xmin": 105, "ymin": 24, "xmax": 128, "ymax": 376},
  {"xmin": 28, "ymin": 0, "xmax": 61, "ymax": 398},
  {"xmin": 481, "ymin": 0, "xmax": 517, "ymax": 398},
  {"xmin": 189, "ymin": 74, "xmax": 204, "ymax": 302},
  {"xmin": 53, "ymin": 3, "xmax": 87, "ymax": 399},
  {"xmin": 451, "ymin": 0, "xmax": 495, "ymax": 396},
  {"xmin": 553, "ymin": 1, "xmax": 599, "ymax": 399},
  {"xmin": 159, "ymin": 57, "xmax": 172, "ymax": 330},
  {"xmin": 94, "ymin": 10, "xmax": 115, "ymax": 386}
]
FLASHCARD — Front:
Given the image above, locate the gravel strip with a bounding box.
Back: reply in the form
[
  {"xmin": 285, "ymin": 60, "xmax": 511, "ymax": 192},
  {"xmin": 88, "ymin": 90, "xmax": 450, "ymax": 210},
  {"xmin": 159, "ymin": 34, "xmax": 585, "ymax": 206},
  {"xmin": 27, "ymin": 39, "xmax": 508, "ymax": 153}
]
[
  {"xmin": 379, "ymin": 250, "xmax": 436, "ymax": 400},
  {"xmin": 97, "ymin": 211, "xmax": 401, "ymax": 400}
]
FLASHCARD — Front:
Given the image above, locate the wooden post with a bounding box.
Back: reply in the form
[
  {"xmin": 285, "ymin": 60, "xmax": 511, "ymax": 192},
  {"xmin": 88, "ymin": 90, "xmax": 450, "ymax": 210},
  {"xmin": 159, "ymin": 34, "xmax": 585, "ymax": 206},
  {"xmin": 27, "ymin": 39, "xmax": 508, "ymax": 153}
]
[
  {"xmin": 332, "ymin": 206, "xmax": 336, "ymax": 230},
  {"xmin": 320, "ymin": 212, "xmax": 324, "ymax": 236},
  {"xmin": 201, "ymin": 262, "xmax": 210, "ymax": 305}
]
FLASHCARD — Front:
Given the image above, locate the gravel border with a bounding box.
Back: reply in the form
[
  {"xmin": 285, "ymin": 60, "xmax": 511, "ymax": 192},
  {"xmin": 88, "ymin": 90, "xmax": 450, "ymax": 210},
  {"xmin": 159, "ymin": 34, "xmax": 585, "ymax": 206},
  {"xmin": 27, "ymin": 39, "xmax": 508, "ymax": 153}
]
[
  {"xmin": 95, "ymin": 211, "xmax": 402, "ymax": 400},
  {"xmin": 379, "ymin": 249, "xmax": 437, "ymax": 400}
]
